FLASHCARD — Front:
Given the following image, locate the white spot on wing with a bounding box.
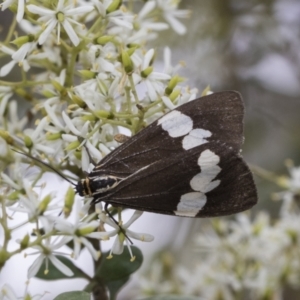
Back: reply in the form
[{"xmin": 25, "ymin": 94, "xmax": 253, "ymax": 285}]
[
  {"xmin": 198, "ymin": 149, "xmax": 220, "ymax": 169},
  {"xmin": 190, "ymin": 173, "xmax": 220, "ymax": 193},
  {"xmin": 191, "ymin": 150, "xmax": 221, "ymax": 192},
  {"xmin": 175, "ymin": 150, "xmax": 221, "ymax": 217},
  {"xmin": 174, "ymin": 192, "xmax": 207, "ymax": 217},
  {"xmin": 158, "ymin": 110, "xmax": 193, "ymax": 137},
  {"xmin": 182, "ymin": 128, "xmax": 212, "ymax": 150}
]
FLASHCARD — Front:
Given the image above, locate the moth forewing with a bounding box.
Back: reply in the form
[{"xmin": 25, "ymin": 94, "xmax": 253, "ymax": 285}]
[{"xmin": 88, "ymin": 91, "xmax": 244, "ymax": 179}]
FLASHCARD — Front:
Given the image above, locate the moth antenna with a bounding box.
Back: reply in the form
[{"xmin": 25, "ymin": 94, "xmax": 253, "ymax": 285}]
[
  {"xmin": 104, "ymin": 203, "xmax": 133, "ymax": 245},
  {"xmin": 12, "ymin": 149, "xmax": 76, "ymax": 187},
  {"xmin": 83, "ymin": 145, "xmax": 97, "ymax": 166}
]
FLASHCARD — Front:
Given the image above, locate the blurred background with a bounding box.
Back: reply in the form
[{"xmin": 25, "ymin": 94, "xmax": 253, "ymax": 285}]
[{"xmin": 1, "ymin": 0, "xmax": 300, "ymax": 299}]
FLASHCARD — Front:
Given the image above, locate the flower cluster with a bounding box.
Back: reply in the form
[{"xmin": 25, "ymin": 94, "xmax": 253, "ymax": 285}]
[{"xmin": 0, "ymin": 0, "xmax": 192, "ymax": 297}]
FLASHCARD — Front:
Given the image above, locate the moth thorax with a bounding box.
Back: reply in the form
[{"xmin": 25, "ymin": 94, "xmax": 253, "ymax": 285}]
[{"xmin": 76, "ymin": 175, "xmax": 122, "ymax": 197}]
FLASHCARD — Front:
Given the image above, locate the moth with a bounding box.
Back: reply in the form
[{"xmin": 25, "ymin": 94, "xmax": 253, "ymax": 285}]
[{"xmin": 75, "ymin": 91, "xmax": 257, "ymax": 217}]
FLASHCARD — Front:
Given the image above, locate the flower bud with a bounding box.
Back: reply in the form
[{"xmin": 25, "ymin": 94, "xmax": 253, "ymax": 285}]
[
  {"xmin": 11, "ymin": 35, "xmax": 34, "ymax": 47},
  {"xmin": 20, "ymin": 234, "xmax": 30, "ymax": 249},
  {"xmin": 96, "ymin": 35, "xmax": 114, "ymax": 45},
  {"xmin": 106, "ymin": 0, "xmax": 122, "ymax": 13},
  {"xmin": 121, "ymin": 50, "xmax": 133, "ymax": 74},
  {"xmin": 24, "ymin": 135, "xmax": 33, "ymax": 148},
  {"xmin": 64, "ymin": 187, "xmax": 75, "ymax": 218},
  {"xmin": 141, "ymin": 66, "xmax": 153, "ymax": 78}
]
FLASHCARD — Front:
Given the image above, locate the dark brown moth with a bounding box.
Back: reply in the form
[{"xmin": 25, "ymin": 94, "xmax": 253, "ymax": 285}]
[{"xmin": 75, "ymin": 91, "xmax": 257, "ymax": 217}]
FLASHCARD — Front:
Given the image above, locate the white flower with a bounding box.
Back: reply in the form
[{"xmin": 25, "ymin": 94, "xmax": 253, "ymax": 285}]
[
  {"xmin": 99, "ymin": 210, "xmax": 154, "ymax": 260},
  {"xmin": 0, "ymin": 45, "xmax": 30, "ymax": 76},
  {"xmin": 6, "ymin": 100, "xmax": 28, "ymax": 134},
  {"xmin": 136, "ymin": 1, "xmax": 169, "ymax": 33},
  {"xmin": 27, "ymin": 237, "xmax": 74, "ymax": 278},
  {"xmin": 22, "ymin": 117, "xmax": 55, "ymax": 155},
  {"xmin": 54, "ymin": 215, "xmax": 106, "ymax": 260},
  {"xmin": 156, "ymin": 0, "xmax": 190, "ymax": 35},
  {"xmin": 135, "ymin": 48, "xmax": 171, "ymax": 101},
  {"xmin": 27, "ymin": 0, "xmax": 94, "ymax": 46},
  {"xmin": 94, "ymin": 0, "xmax": 134, "ymax": 29},
  {"xmin": 9, "ymin": 179, "xmax": 60, "ymax": 227}
]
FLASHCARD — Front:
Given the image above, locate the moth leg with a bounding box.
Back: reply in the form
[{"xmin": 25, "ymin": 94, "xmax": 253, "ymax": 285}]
[{"xmin": 104, "ymin": 202, "xmax": 133, "ymax": 245}]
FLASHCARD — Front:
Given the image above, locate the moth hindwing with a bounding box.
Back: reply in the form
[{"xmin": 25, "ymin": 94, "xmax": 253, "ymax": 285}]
[{"xmin": 76, "ymin": 91, "xmax": 257, "ymax": 217}]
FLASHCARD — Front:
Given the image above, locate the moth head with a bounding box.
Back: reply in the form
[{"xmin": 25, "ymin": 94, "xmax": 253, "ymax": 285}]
[
  {"xmin": 76, "ymin": 176, "xmax": 122, "ymax": 197},
  {"xmin": 75, "ymin": 178, "xmax": 89, "ymax": 197}
]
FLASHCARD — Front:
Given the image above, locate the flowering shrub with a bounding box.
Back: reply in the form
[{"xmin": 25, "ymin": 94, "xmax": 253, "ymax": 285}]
[{"xmin": 2, "ymin": 1, "xmax": 300, "ymax": 300}]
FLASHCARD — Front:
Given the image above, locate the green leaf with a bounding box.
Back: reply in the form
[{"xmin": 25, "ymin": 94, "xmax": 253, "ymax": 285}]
[
  {"xmin": 91, "ymin": 246, "xmax": 143, "ymax": 299},
  {"xmin": 35, "ymin": 255, "xmax": 86, "ymax": 280},
  {"xmin": 139, "ymin": 297, "xmax": 201, "ymax": 300},
  {"xmin": 106, "ymin": 277, "xmax": 129, "ymax": 300},
  {"xmin": 53, "ymin": 291, "xmax": 91, "ymax": 300},
  {"xmin": 96, "ymin": 246, "xmax": 143, "ymax": 281}
]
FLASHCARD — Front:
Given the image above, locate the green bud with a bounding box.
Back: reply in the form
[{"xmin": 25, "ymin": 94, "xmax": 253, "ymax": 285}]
[
  {"xmin": 15, "ymin": 88, "xmax": 28, "ymax": 98},
  {"xmin": 165, "ymin": 87, "xmax": 172, "ymax": 96},
  {"xmin": 7, "ymin": 191, "xmax": 20, "ymax": 201},
  {"xmin": 94, "ymin": 110, "xmax": 113, "ymax": 119},
  {"xmin": 20, "ymin": 234, "xmax": 30, "ymax": 249},
  {"xmin": 0, "ymin": 248, "xmax": 10, "ymax": 268},
  {"xmin": 9, "ymin": 3, "xmax": 17, "ymax": 14},
  {"xmin": 121, "ymin": 50, "xmax": 133, "ymax": 74},
  {"xmin": 141, "ymin": 66, "xmax": 153, "ymax": 78},
  {"xmin": 78, "ymin": 70, "xmax": 97, "ymax": 79},
  {"xmin": 64, "ymin": 187, "xmax": 75, "ymax": 218},
  {"xmin": 51, "ymin": 79, "xmax": 64, "ymax": 93},
  {"xmin": 0, "ymin": 130, "xmax": 14, "ymax": 145},
  {"xmin": 24, "ymin": 135, "xmax": 33, "ymax": 148},
  {"xmin": 70, "ymin": 94, "xmax": 86, "ymax": 108},
  {"xmin": 96, "ymin": 35, "xmax": 114, "ymax": 45},
  {"xmin": 126, "ymin": 47, "xmax": 136, "ymax": 56},
  {"xmin": 169, "ymin": 89, "xmax": 181, "ymax": 101},
  {"xmin": 65, "ymin": 140, "xmax": 80, "ymax": 151},
  {"xmin": 127, "ymin": 43, "xmax": 140, "ymax": 49},
  {"xmin": 11, "ymin": 35, "xmax": 34, "ymax": 47},
  {"xmin": 76, "ymin": 225, "xmax": 96, "ymax": 236},
  {"xmin": 42, "ymin": 89, "xmax": 57, "ymax": 98},
  {"xmin": 38, "ymin": 194, "xmax": 52, "ymax": 214},
  {"xmin": 106, "ymin": 0, "xmax": 122, "ymax": 13},
  {"xmin": 46, "ymin": 132, "xmax": 62, "ymax": 141},
  {"xmin": 74, "ymin": 150, "xmax": 82, "ymax": 160},
  {"xmin": 81, "ymin": 115, "xmax": 97, "ymax": 122},
  {"xmin": 165, "ymin": 75, "xmax": 184, "ymax": 95}
]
